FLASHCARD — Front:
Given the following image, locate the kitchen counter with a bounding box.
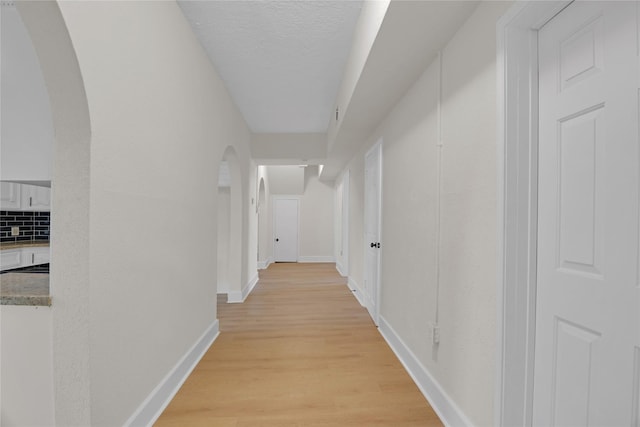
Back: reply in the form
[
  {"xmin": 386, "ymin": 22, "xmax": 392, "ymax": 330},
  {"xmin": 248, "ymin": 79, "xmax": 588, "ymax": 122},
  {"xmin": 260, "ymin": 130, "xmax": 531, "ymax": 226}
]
[
  {"xmin": 0, "ymin": 272, "xmax": 50, "ymax": 306},
  {"xmin": 0, "ymin": 241, "xmax": 50, "ymax": 250}
]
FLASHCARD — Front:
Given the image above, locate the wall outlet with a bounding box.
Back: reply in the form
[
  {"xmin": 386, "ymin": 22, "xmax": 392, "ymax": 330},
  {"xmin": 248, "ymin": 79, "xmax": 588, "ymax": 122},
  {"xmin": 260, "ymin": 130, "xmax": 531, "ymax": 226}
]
[
  {"xmin": 11, "ymin": 226, "xmax": 19, "ymax": 236},
  {"xmin": 429, "ymin": 322, "xmax": 440, "ymax": 345}
]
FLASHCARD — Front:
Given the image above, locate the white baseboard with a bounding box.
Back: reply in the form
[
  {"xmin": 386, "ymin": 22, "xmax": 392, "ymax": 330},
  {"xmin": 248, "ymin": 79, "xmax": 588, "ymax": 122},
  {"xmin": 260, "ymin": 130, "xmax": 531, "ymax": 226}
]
[
  {"xmin": 257, "ymin": 257, "xmax": 273, "ymax": 270},
  {"xmin": 378, "ymin": 316, "xmax": 473, "ymax": 427},
  {"xmin": 243, "ymin": 272, "xmax": 259, "ymax": 300},
  {"xmin": 227, "ymin": 272, "xmax": 259, "ymax": 304},
  {"xmin": 216, "ymin": 281, "xmax": 229, "ymax": 294},
  {"xmin": 335, "ymin": 261, "xmax": 346, "ymax": 277},
  {"xmin": 124, "ymin": 320, "xmax": 220, "ymax": 427},
  {"xmin": 297, "ymin": 256, "xmax": 335, "ymax": 263},
  {"xmin": 227, "ymin": 290, "xmax": 242, "ymax": 303},
  {"xmin": 347, "ymin": 277, "xmax": 366, "ymax": 307}
]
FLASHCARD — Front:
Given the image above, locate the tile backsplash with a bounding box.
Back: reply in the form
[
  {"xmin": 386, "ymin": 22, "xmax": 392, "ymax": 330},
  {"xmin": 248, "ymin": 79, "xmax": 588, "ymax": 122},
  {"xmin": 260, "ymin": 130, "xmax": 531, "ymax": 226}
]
[{"xmin": 0, "ymin": 211, "xmax": 50, "ymax": 244}]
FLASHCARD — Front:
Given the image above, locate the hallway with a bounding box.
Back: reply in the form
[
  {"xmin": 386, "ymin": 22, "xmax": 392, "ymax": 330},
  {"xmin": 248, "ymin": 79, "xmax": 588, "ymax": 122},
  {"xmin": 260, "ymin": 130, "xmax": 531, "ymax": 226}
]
[{"xmin": 156, "ymin": 263, "xmax": 442, "ymax": 426}]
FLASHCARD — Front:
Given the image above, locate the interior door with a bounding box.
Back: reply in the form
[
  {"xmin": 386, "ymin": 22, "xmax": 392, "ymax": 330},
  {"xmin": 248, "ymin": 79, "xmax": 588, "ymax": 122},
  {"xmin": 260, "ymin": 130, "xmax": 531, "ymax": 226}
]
[
  {"xmin": 273, "ymin": 198, "xmax": 298, "ymax": 262},
  {"xmin": 364, "ymin": 141, "xmax": 382, "ymax": 324},
  {"xmin": 535, "ymin": 2, "xmax": 639, "ymax": 425}
]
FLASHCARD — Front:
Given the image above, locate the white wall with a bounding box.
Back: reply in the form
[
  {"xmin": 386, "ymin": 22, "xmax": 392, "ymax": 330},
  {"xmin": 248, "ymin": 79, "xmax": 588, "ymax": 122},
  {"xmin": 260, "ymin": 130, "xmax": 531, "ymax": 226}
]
[
  {"xmin": 0, "ymin": 306, "xmax": 55, "ymax": 427},
  {"xmin": 327, "ymin": 0, "xmax": 390, "ymax": 151},
  {"xmin": 217, "ymin": 186, "xmax": 230, "ymax": 294},
  {"xmin": 298, "ymin": 166, "xmax": 334, "ymax": 261},
  {"xmin": 339, "ymin": 2, "xmax": 511, "ymax": 425},
  {"xmin": 269, "ymin": 166, "xmax": 334, "ymax": 263},
  {"xmin": 257, "ymin": 165, "xmax": 272, "ymax": 267},
  {"xmin": 267, "ymin": 165, "xmax": 305, "ymax": 195},
  {"xmin": 0, "ymin": 4, "xmax": 54, "ymax": 183},
  {"xmin": 251, "ymin": 133, "xmax": 326, "ymax": 163},
  {"xmin": 18, "ymin": 2, "xmax": 253, "ymax": 425}
]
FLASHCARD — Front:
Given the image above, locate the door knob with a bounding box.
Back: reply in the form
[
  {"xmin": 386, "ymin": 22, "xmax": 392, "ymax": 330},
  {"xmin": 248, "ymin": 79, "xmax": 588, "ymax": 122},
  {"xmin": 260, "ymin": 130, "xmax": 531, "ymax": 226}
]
[{"xmin": 275, "ymin": 238, "xmax": 279, "ymax": 242}]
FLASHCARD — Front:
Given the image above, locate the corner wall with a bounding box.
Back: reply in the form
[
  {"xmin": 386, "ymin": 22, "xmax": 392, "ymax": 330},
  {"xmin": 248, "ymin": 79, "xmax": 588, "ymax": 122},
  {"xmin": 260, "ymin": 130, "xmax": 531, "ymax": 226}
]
[
  {"xmin": 341, "ymin": 2, "xmax": 512, "ymax": 425},
  {"xmin": 26, "ymin": 2, "xmax": 253, "ymax": 425}
]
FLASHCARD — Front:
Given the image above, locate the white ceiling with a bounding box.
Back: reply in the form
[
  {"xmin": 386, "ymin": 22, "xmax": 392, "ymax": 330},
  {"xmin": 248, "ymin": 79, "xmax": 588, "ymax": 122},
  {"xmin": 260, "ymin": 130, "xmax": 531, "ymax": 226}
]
[{"xmin": 178, "ymin": 0, "xmax": 363, "ymax": 134}]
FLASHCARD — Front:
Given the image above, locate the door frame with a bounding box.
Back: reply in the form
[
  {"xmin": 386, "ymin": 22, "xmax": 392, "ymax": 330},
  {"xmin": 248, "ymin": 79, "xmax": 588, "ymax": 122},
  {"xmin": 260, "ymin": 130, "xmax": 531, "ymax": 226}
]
[
  {"xmin": 495, "ymin": 1, "xmax": 571, "ymax": 426},
  {"xmin": 272, "ymin": 195, "xmax": 300, "ymax": 262},
  {"xmin": 336, "ymin": 169, "xmax": 350, "ymax": 277},
  {"xmin": 364, "ymin": 139, "xmax": 383, "ymax": 325}
]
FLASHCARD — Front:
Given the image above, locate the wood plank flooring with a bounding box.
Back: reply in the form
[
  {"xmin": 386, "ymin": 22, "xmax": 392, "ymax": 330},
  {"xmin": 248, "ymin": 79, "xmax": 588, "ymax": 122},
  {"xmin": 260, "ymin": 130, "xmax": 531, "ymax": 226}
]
[{"xmin": 155, "ymin": 263, "xmax": 442, "ymax": 426}]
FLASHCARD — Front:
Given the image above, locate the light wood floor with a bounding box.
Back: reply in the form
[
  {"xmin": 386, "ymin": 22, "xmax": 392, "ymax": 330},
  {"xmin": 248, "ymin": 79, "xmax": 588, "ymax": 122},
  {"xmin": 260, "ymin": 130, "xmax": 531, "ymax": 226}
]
[{"xmin": 155, "ymin": 263, "xmax": 443, "ymax": 426}]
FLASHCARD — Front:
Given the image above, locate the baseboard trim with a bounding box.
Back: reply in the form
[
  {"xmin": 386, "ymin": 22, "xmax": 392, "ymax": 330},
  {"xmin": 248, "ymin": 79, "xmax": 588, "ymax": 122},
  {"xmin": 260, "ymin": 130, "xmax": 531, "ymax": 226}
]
[
  {"xmin": 227, "ymin": 272, "xmax": 259, "ymax": 304},
  {"xmin": 378, "ymin": 316, "xmax": 473, "ymax": 427},
  {"xmin": 243, "ymin": 272, "xmax": 259, "ymax": 300},
  {"xmin": 335, "ymin": 261, "xmax": 346, "ymax": 277},
  {"xmin": 227, "ymin": 290, "xmax": 243, "ymax": 303},
  {"xmin": 297, "ymin": 255, "xmax": 335, "ymax": 263},
  {"xmin": 258, "ymin": 257, "xmax": 273, "ymax": 270},
  {"xmin": 124, "ymin": 320, "xmax": 220, "ymax": 427},
  {"xmin": 347, "ymin": 277, "xmax": 366, "ymax": 307}
]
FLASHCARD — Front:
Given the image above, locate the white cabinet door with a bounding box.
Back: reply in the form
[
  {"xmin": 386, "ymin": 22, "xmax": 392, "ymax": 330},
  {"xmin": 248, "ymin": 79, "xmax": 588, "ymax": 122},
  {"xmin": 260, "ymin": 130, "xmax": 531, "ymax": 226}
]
[
  {"xmin": 0, "ymin": 182, "xmax": 22, "ymax": 210},
  {"xmin": 0, "ymin": 249, "xmax": 22, "ymax": 271},
  {"xmin": 32, "ymin": 247, "xmax": 50, "ymax": 265},
  {"xmin": 21, "ymin": 184, "xmax": 51, "ymax": 211}
]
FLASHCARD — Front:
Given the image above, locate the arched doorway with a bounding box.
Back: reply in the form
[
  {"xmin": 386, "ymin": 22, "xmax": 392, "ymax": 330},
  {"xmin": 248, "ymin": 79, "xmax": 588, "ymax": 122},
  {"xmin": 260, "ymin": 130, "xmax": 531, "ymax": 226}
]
[{"xmin": 16, "ymin": 3, "xmax": 92, "ymax": 425}]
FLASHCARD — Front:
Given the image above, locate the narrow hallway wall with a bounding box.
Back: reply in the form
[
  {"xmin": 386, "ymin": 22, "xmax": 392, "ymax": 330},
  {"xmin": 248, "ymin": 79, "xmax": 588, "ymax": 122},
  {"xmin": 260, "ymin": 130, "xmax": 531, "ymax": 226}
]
[
  {"xmin": 340, "ymin": 2, "xmax": 512, "ymax": 425},
  {"xmin": 26, "ymin": 2, "xmax": 253, "ymax": 425}
]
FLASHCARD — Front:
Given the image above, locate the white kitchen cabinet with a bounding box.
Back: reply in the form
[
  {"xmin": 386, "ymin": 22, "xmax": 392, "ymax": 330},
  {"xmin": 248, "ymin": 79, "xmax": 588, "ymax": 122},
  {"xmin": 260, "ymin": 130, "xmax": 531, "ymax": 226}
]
[
  {"xmin": 0, "ymin": 182, "xmax": 50, "ymax": 211},
  {"xmin": 0, "ymin": 182, "xmax": 22, "ymax": 210},
  {"xmin": 0, "ymin": 249, "xmax": 22, "ymax": 271},
  {"xmin": 23, "ymin": 247, "xmax": 50, "ymax": 267},
  {"xmin": 21, "ymin": 184, "xmax": 51, "ymax": 211},
  {"xmin": 0, "ymin": 246, "xmax": 49, "ymax": 272}
]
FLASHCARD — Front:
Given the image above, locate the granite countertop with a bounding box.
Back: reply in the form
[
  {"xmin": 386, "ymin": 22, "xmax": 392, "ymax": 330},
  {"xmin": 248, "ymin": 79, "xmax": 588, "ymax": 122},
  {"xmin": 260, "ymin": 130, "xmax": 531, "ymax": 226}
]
[
  {"xmin": 0, "ymin": 241, "xmax": 50, "ymax": 250},
  {"xmin": 0, "ymin": 273, "xmax": 51, "ymax": 306}
]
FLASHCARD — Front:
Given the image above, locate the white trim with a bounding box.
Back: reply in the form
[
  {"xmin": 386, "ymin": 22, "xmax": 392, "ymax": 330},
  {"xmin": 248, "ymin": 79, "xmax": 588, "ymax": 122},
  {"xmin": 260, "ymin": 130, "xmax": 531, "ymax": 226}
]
[
  {"xmin": 227, "ymin": 290, "xmax": 243, "ymax": 303},
  {"xmin": 227, "ymin": 272, "xmax": 259, "ymax": 303},
  {"xmin": 495, "ymin": 2, "xmax": 570, "ymax": 426},
  {"xmin": 243, "ymin": 272, "xmax": 259, "ymax": 300},
  {"xmin": 347, "ymin": 277, "xmax": 366, "ymax": 307},
  {"xmin": 257, "ymin": 256, "xmax": 273, "ymax": 270},
  {"xmin": 378, "ymin": 316, "xmax": 473, "ymax": 427},
  {"xmin": 364, "ymin": 139, "xmax": 383, "ymax": 326},
  {"xmin": 297, "ymin": 256, "xmax": 335, "ymax": 263},
  {"xmin": 124, "ymin": 320, "xmax": 220, "ymax": 427},
  {"xmin": 335, "ymin": 261, "xmax": 346, "ymax": 277}
]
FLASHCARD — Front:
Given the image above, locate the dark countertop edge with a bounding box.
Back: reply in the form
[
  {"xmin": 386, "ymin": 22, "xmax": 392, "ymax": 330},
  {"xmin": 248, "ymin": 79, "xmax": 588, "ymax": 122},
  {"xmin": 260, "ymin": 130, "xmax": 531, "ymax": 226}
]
[
  {"xmin": 1, "ymin": 295, "xmax": 51, "ymax": 307},
  {"xmin": 0, "ymin": 242, "xmax": 50, "ymax": 250}
]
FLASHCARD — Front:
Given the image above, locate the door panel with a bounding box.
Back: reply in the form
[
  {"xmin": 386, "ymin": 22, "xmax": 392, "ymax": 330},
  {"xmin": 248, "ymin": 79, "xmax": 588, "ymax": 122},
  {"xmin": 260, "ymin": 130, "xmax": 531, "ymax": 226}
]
[
  {"xmin": 536, "ymin": 2, "xmax": 639, "ymax": 425},
  {"xmin": 364, "ymin": 141, "xmax": 382, "ymax": 324},
  {"xmin": 274, "ymin": 198, "xmax": 298, "ymax": 262}
]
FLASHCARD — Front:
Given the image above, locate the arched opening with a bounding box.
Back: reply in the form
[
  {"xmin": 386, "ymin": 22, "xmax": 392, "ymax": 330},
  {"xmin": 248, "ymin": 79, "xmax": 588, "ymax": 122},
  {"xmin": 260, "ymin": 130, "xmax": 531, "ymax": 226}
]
[
  {"xmin": 217, "ymin": 146, "xmax": 243, "ymax": 303},
  {"xmin": 15, "ymin": 2, "xmax": 92, "ymax": 425}
]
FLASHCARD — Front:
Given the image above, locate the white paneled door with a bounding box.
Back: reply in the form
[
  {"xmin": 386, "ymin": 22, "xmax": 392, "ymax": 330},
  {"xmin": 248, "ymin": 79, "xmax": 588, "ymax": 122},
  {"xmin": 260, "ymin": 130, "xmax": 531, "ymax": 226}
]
[
  {"xmin": 535, "ymin": 2, "xmax": 640, "ymax": 425},
  {"xmin": 273, "ymin": 198, "xmax": 299, "ymax": 262},
  {"xmin": 364, "ymin": 141, "xmax": 382, "ymax": 325}
]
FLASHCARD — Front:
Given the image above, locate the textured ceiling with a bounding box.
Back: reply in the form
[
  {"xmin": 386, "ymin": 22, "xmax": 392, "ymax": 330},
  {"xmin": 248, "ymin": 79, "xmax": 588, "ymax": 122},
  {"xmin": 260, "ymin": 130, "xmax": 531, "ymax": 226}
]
[{"xmin": 178, "ymin": 0, "xmax": 363, "ymax": 134}]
